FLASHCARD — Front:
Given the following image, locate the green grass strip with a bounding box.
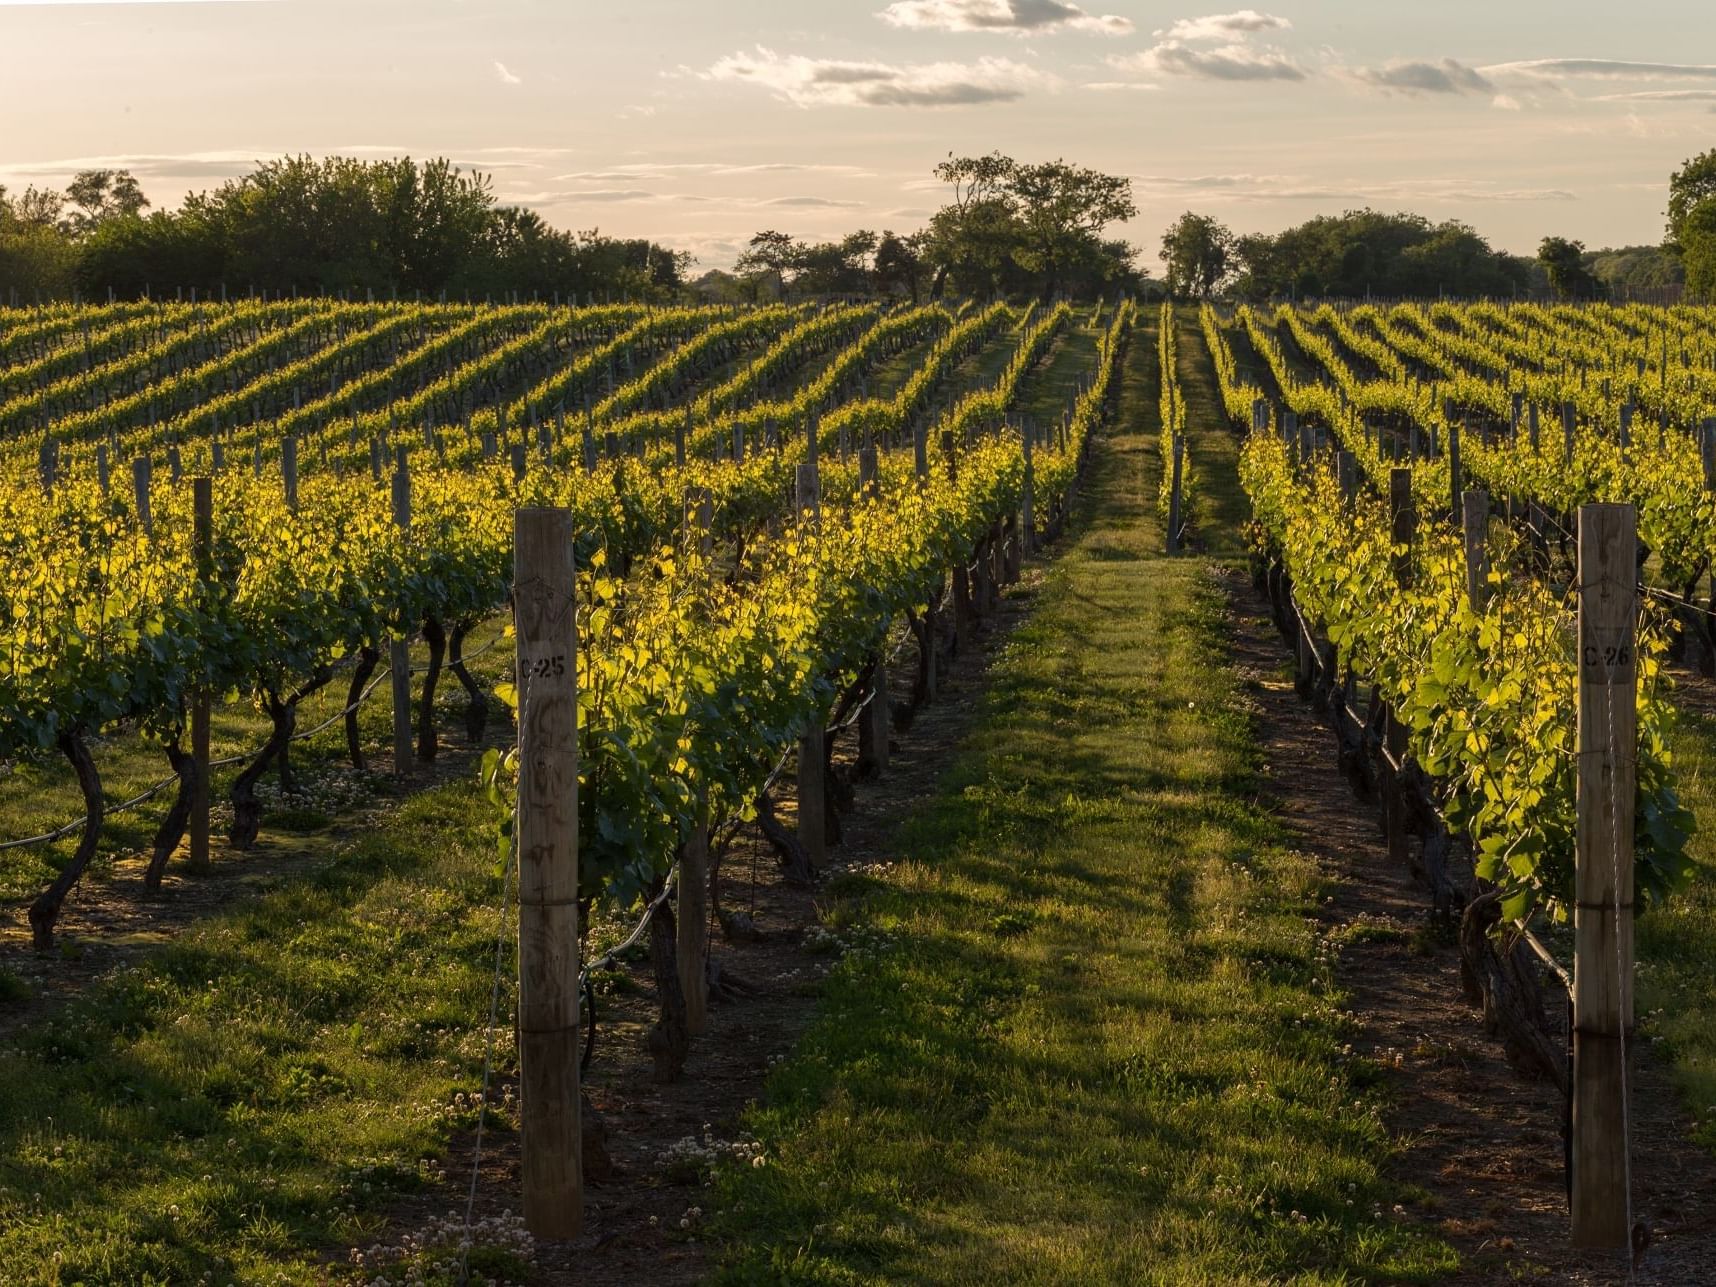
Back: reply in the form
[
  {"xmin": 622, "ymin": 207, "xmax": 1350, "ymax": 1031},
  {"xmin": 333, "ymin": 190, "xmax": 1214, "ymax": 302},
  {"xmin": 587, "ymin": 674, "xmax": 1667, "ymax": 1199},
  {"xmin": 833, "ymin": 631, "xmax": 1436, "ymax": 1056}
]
[{"xmin": 710, "ymin": 362, "xmax": 1458, "ymax": 1284}]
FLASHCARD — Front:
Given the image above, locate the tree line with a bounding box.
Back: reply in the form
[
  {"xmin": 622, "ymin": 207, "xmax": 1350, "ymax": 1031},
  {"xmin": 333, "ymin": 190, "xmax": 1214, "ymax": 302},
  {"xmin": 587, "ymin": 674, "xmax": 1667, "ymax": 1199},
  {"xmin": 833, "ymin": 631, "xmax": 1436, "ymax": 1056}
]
[
  {"xmin": 0, "ymin": 156, "xmax": 693, "ymax": 303},
  {"xmin": 3, "ymin": 148, "xmax": 1708, "ymax": 306}
]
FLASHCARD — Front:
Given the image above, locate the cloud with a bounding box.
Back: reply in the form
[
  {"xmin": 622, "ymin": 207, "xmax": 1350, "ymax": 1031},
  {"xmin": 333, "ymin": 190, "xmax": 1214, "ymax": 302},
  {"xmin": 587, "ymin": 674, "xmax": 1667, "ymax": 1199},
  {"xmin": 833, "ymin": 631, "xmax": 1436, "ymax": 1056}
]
[
  {"xmin": 494, "ymin": 60, "xmax": 522, "ymax": 85},
  {"xmin": 703, "ymin": 46, "xmax": 1055, "ymax": 107},
  {"xmin": 1594, "ymin": 88, "xmax": 1716, "ymax": 101},
  {"xmin": 1083, "ymin": 80, "xmax": 1162, "ymax": 91},
  {"xmin": 1130, "ymin": 172, "xmax": 1576, "ymax": 203},
  {"xmin": 1155, "ymin": 10, "xmax": 1290, "ymax": 42},
  {"xmin": 1349, "ymin": 58, "xmax": 1492, "ymax": 96},
  {"xmin": 1117, "ymin": 39, "xmax": 1307, "ymax": 81},
  {"xmin": 877, "ymin": 0, "xmax": 1130, "ymax": 35},
  {"xmin": 762, "ymin": 196, "xmax": 865, "ymax": 207},
  {"xmin": 1483, "ymin": 59, "xmax": 1716, "ymax": 81}
]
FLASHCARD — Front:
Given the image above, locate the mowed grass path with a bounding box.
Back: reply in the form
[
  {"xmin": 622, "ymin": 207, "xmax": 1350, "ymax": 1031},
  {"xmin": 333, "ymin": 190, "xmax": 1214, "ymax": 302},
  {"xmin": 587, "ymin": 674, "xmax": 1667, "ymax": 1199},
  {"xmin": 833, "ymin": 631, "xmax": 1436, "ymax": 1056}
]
[{"xmin": 710, "ymin": 331, "xmax": 1457, "ymax": 1283}]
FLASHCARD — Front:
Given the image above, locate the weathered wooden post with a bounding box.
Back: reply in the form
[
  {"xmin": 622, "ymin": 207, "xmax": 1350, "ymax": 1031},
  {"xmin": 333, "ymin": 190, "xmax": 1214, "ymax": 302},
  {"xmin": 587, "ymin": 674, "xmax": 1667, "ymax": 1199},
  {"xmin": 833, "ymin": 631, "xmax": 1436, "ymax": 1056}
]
[
  {"xmin": 1021, "ymin": 419, "xmax": 1037, "ymax": 554},
  {"xmin": 796, "ymin": 462, "xmax": 826, "ymax": 867},
  {"xmin": 282, "ymin": 437, "xmax": 298, "ymax": 511},
  {"xmin": 1447, "ymin": 419, "xmax": 1463, "ymax": 522},
  {"xmin": 132, "ymin": 456, "xmax": 153, "ymax": 536},
  {"xmin": 1461, "ymin": 489, "xmax": 1489, "ymax": 613},
  {"xmin": 513, "ymin": 505, "xmax": 582, "ymax": 1239},
  {"xmin": 1165, "ymin": 433, "xmax": 1185, "ymax": 554},
  {"xmin": 189, "ymin": 478, "xmax": 213, "ymax": 874},
  {"xmin": 1563, "ymin": 401, "xmax": 1577, "ymax": 464},
  {"xmin": 679, "ymin": 490, "xmax": 714, "ymax": 1037},
  {"xmin": 390, "ymin": 450, "xmax": 414, "ymax": 777},
  {"xmin": 1570, "ymin": 502, "xmax": 1637, "ymax": 1252},
  {"xmin": 1336, "ymin": 450, "xmax": 1357, "ymax": 506},
  {"xmin": 856, "ymin": 447, "xmax": 890, "ymax": 776}
]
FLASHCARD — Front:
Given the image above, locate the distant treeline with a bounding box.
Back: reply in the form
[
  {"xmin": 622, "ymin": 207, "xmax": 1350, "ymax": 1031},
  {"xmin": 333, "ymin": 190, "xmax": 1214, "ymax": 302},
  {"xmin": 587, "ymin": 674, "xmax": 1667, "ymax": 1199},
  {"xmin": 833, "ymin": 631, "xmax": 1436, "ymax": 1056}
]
[
  {"xmin": 1157, "ymin": 207, "xmax": 1688, "ymax": 303},
  {"xmin": 3, "ymin": 150, "xmax": 1705, "ymax": 306},
  {"xmin": 0, "ymin": 156, "xmax": 693, "ymax": 304}
]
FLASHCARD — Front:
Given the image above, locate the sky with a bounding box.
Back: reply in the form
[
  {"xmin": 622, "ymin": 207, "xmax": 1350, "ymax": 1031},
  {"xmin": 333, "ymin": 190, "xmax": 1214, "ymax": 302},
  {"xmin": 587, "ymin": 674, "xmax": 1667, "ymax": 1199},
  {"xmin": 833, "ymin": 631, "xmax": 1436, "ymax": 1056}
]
[{"xmin": 2, "ymin": 0, "xmax": 1714, "ymax": 272}]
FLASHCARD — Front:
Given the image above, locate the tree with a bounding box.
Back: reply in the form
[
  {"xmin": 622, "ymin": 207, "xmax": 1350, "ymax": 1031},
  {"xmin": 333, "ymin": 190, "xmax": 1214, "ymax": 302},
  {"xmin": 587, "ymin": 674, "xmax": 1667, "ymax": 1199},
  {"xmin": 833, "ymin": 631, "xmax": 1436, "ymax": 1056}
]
[
  {"xmin": 1682, "ymin": 201, "xmax": 1716, "ymax": 302},
  {"xmin": 873, "ymin": 229, "xmax": 923, "ymax": 300},
  {"xmin": 1159, "ymin": 212, "xmax": 1233, "ymax": 298},
  {"xmin": 1667, "ymin": 149, "xmax": 1716, "ymax": 249},
  {"xmin": 1538, "ymin": 236, "xmax": 1605, "ymax": 300},
  {"xmin": 923, "ymin": 151, "xmax": 1018, "ymax": 298},
  {"xmin": 63, "ymin": 169, "xmax": 148, "ymax": 235},
  {"xmin": 1007, "ymin": 159, "xmax": 1137, "ymax": 298},
  {"xmin": 735, "ymin": 229, "xmax": 800, "ymax": 299}
]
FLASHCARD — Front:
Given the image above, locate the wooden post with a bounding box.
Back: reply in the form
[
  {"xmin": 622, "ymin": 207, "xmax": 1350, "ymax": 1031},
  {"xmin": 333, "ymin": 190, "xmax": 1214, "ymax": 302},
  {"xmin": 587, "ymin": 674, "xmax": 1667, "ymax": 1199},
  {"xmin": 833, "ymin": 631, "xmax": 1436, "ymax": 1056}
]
[
  {"xmin": 1571, "ymin": 501, "xmax": 1637, "ymax": 1252},
  {"xmin": 1447, "ymin": 420, "xmax": 1463, "ymax": 521},
  {"xmin": 282, "ymin": 437, "xmax": 298, "ymax": 511},
  {"xmin": 390, "ymin": 450, "xmax": 414, "ymax": 777},
  {"xmin": 188, "ymin": 478, "xmax": 213, "ymax": 874},
  {"xmin": 1336, "ymin": 450, "xmax": 1357, "ymax": 505},
  {"xmin": 796, "ymin": 462, "xmax": 825, "ymax": 866},
  {"xmin": 1165, "ymin": 433, "xmax": 1185, "ymax": 554},
  {"xmin": 1461, "ymin": 489, "xmax": 1490, "ymax": 613},
  {"xmin": 513, "ymin": 506, "xmax": 582, "ymax": 1240},
  {"xmin": 1528, "ymin": 401, "xmax": 1540, "ymax": 451},
  {"xmin": 1563, "ymin": 401, "xmax": 1577, "ymax": 464},
  {"xmin": 913, "ymin": 418, "xmax": 928, "ymax": 485},
  {"xmin": 132, "ymin": 456, "xmax": 152, "ymax": 536},
  {"xmin": 1021, "ymin": 420, "xmax": 1037, "ymax": 553},
  {"xmin": 511, "ymin": 443, "xmax": 527, "ymax": 483},
  {"xmin": 678, "ymin": 493, "xmax": 713, "ymax": 1038},
  {"xmin": 675, "ymin": 411, "xmax": 688, "ymax": 469},
  {"xmin": 1389, "ymin": 468, "xmax": 1414, "ymax": 588}
]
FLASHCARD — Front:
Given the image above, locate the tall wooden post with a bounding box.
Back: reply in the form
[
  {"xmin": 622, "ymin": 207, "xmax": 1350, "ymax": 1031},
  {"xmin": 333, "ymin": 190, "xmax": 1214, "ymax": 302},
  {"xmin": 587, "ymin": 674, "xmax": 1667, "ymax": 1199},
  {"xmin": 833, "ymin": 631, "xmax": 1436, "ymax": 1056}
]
[
  {"xmin": 189, "ymin": 478, "xmax": 213, "ymax": 874},
  {"xmin": 678, "ymin": 492, "xmax": 714, "ymax": 1037},
  {"xmin": 132, "ymin": 456, "xmax": 153, "ymax": 536},
  {"xmin": 1447, "ymin": 420, "xmax": 1463, "ymax": 522},
  {"xmin": 1461, "ymin": 489, "xmax": 1489, "ymax": 613},
  {"xmin": 282, "ymin": 437, "xmax": 298, "ymax": 511},
  {"xmin": 1389, "ymin": 468, "xmax": 1415, "ymax": 588},
  {"xmin": 1021, "ymin": 420, "xmax": 1037, "ymax": 553},
  {"xmin": 796, "ymin": 463, "xmax": 826, "ymax": 866},
  {"xmin": 1165, "ymin": 433, "xmax": 1185, "ymax": 554},
  {"xmin": 1571, "ymin": 502, "xmax": 1637, "ymax": 1251},
  {"xmin": 390, "ymin": 450, "xmax": 414, "ymax": 777},
  {"xmin": 513, "ymin": 506, "xmax": 582, "ymax": 1240},
  {"xmin": 1336, "ymin": 450, "xmax": 1357, "ymax": 506}
]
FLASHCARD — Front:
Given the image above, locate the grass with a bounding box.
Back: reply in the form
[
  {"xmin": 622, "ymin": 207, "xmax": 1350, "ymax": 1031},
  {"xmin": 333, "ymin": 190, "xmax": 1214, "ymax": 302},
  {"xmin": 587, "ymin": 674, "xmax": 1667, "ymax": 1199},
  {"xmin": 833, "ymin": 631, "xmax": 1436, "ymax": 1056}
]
[
  {"xmin": 707, "ymin": 344, "xmax": 1458, "ymax": 1283},
  {"xmin": 0, "ymin": 783, "xmax": 521, "ymax": 1283},
  {"xmin": 1640, "ymin": 704, "xmax": 1716, "ymax": 1155}
]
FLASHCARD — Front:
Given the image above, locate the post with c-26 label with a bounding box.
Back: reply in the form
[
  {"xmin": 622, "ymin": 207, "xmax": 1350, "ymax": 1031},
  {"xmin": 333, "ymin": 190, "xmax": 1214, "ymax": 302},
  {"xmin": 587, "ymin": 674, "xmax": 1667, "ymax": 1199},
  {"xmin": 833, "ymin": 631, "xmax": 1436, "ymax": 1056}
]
[{"xmin": 513, "ymin": 506, "xmax": 582, "ymax": 1239}]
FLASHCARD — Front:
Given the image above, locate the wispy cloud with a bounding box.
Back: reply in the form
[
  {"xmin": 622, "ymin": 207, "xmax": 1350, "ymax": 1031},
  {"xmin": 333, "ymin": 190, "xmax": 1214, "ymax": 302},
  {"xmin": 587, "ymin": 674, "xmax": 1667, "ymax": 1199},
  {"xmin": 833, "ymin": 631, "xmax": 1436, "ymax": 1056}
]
[
  {"xmin": 1483, "ymin": 58, "xmax": 1716, "ymax": 81},
  {"xmin": 763, "ymin": 196, "xmax": 865, "ymax": 207},
  {"xmin": 1154, "ymin": 10, "xmax": 1290, "ymax": 42},
  {"xmin": 1132, "ymin": 172, "xmax": 1576, "ymax": 203},
  {"xmin": 1594, "ymin": 88, "xmax": 1716, "ymax": 101},
  {"xmin": 493, "ymin": 60, "xmax": 522, "ymax": 86},
  {"xmin": 877, "ymin": 0, "xmax": 1130, "ymax": 36},
  {"xmin": 703, "ymin": 46, "xmax": 1056, "ymax": 107},
  {"xmin": 1349, "ymin": 58, "xmax": 1492, "ymax": 96}
]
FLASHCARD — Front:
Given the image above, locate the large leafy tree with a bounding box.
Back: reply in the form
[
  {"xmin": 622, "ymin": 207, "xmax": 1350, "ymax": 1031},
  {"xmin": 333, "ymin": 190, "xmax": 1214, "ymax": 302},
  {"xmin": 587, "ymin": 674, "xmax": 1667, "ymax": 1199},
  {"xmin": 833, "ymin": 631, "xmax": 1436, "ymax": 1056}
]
[
  {"xmin": 1668, "ymin": 150, "xmax": 1716, "ymax": 301},
  {"xmin": 1008, "ymin": 159, "xmax": 1137, "ymax": 298},
  {"xmin": 1159, "ymin": 212, "xmax": 1234, "ymax": 299},
  {"xmin": 1538, "ymin": 236, "xmax": 1606, "ymax": 300}
]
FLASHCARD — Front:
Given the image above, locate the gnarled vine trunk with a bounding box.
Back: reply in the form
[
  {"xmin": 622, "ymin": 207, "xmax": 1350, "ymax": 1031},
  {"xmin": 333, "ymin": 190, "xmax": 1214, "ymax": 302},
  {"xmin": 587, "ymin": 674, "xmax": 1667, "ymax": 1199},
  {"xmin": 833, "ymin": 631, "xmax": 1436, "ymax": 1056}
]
[
  {"xmin": 143, "ymin": 736, "xmax": 198, "ymax": 892},
  {"xmin": 417, "ymin": 615, "xmax": 446, "ymax": 761},
  {"xmin": 29, "ymin": 730, "xmax": 103, "ymax": 952},
  {"xmin": 344, "ymin": 645, "xmax": 381, "ymax": 770},
  {"xmin": 448, "ymin": 622, "xmax": 487, "ymax": 741}
]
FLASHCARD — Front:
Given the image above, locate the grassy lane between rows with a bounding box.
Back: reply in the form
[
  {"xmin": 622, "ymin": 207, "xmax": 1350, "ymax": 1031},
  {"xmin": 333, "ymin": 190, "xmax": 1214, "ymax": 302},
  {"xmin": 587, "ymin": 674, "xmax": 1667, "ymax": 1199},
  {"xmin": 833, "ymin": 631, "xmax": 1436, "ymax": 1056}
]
[
  {"xmin": 0, "ymin": 784, "xmax": 521, "ymax": 1283},
  {"xmin": 708, "ymin": 354, "xmax": 1458, "ymax": 1284}
]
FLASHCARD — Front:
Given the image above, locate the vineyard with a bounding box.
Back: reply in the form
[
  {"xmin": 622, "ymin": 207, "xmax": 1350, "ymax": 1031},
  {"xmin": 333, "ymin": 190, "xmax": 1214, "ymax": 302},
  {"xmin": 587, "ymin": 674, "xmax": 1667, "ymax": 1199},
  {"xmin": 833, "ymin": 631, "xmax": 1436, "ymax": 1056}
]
[{"xmin": 1, "ymin": 293, "xmax": 1715, "ymax": 1283}]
